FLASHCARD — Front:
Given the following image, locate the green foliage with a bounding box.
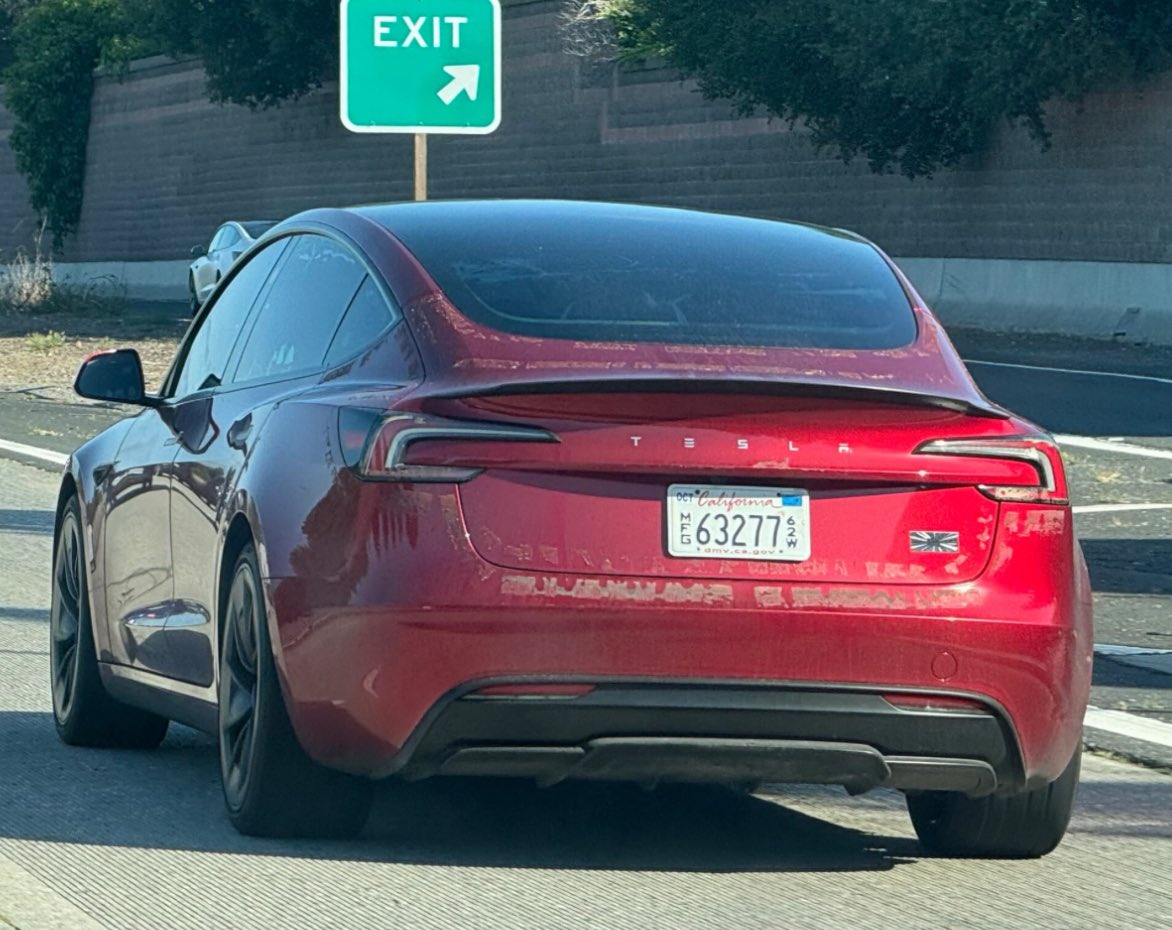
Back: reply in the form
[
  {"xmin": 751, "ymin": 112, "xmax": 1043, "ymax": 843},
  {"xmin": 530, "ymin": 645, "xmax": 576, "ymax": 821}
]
[
  {"xmin": 1, "ymin": 0, "xmax": 337, "ymax": 249},
  {"xmin": 2, "ymin": 0, "xmax": 142, "ymax": 246},
  {"xmin": 0, "ymin": 1, "xmax": 35, "ymax": 70},
  {"xmin": 25, "ymin": 329, "xmax": 66, "ymax": 351},
  {"xmin": 144, "ymin": 0, "xmax": 337, "ymax": 107},
  {"xmin": 596, "ymin": 0, "xmax": 1172, "ymax": 177},
  {"xmin": 6, "ymin": 0, "xmax": 1171, "ymax": 249}
]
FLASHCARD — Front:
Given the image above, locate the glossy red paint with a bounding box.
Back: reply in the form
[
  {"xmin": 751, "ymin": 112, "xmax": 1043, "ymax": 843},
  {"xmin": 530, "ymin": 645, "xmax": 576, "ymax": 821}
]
[
  {"xmin": 268, "ymin": 482, "xmax": 1091, "ymax": 783},
  {"xmin": 64, "ymin": 202, "xmax": 1092, "ymax": 800}
]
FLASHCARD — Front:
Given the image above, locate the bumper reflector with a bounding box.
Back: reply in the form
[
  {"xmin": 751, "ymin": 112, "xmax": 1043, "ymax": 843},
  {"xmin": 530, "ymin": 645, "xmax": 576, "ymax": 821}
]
[{"xmin": 882, "ymin": 693, "xmax": 990, "ymax": 713}]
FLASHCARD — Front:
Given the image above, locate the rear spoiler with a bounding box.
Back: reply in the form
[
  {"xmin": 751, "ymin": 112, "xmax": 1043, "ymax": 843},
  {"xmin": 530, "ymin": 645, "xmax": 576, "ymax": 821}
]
[{"xmin": 424, "ymin": 377, "xmax": 1009, "ymax": 419}]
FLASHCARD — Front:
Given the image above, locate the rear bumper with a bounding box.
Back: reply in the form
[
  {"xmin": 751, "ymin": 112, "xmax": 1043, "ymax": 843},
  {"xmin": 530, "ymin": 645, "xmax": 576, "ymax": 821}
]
[
  {"xmin": 271, "ymin": 594, "xmax": 1089, "ymax": 789},
  {"xmin": 392, "ymin": 682, "xmax": 1016, "ymax": 796},
  {"xmin": 263, "ymin": 493, "xmax": 1093, "ymax": 792}
]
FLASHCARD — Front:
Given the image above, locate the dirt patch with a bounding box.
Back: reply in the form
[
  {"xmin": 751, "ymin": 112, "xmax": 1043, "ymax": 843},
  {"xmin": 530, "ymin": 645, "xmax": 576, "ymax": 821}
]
[{"xmin": 0, "ymin": 304, "xmax": 189, "ymax": 393}]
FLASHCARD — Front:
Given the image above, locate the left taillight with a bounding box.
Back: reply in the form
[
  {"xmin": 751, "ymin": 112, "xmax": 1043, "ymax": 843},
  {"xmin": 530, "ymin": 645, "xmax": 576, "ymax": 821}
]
[
  {"xmin": 916, "ymin": 436, "xmax": 1069, "ymax": 505},
  {"xmin": 339, "ymin": 409, "xmax": 558, "ymax": 483}
]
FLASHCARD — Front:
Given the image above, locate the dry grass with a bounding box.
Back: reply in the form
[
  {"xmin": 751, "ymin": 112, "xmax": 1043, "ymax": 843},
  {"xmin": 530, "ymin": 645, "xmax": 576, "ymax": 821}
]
[
  {"xmin": 0, "ymin": 249, "xmax": 126, "ymax": 318},
  {"xmin": 0, "ymin": 251, "xmax": 54, "ymax": 310}
]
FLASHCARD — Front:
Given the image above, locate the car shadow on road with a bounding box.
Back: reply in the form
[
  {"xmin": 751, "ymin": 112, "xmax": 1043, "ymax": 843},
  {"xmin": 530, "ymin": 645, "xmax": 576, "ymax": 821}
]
[
  {"xmin": 1081, "ymin": 538, "xmax": 1172, "ymax": 596},
  {"xmin": 0, "ymin": 606, "xmax": 50, "ymax": 622},
  {"xmin": 0, "ymin": 508, "xmax": 54, "ymax": 537},
  {"xmin": 0, "ymin": 711, "xmax": 918, "ymax": 874},
  {"xmin": 967, "ymin": 363, "xmax": 1172, "ymax": 437},
  {"xmin": 1092, "ymin": 656, "xmax": 1172, "ymax": 698}
]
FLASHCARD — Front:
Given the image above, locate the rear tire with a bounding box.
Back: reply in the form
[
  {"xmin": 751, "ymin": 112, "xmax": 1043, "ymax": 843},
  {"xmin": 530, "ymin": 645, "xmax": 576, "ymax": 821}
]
[
  {"xmin": 218, "ymin": 544, "xmax": 373, "ymax": 838},
  {"xmin": 50, "ymin": 496, "xmax": 169, "ymax": 749},
  {"xmin": 906, "ymin": 751, "xmax": 1081, "ymax": 858}
]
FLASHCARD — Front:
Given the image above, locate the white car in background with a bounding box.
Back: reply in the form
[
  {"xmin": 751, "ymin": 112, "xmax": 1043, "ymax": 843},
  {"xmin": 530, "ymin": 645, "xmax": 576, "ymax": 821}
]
[{"xmin": 188, "ymin": 221, "xmax": 276, "ymax": 311}]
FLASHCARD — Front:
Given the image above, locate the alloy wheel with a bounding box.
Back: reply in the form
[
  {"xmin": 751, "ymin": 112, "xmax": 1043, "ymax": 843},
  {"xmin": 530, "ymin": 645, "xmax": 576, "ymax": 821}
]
[
  {"xmin": 50, "ymin": 513, "xmax": 84, "ymax": 720},
  {"xmin": 220, "ymin": 564, "xmax": 261, "ymax": 811}
]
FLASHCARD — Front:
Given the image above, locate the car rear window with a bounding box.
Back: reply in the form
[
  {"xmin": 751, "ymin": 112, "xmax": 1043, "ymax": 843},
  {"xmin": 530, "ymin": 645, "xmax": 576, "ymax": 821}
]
[
  {"xmin": 240, "ymin": 221, "xmax": 276, "ymax": 238},
  {"xmin": 385, "ymin": 204, "xmax": 917, "ymax": 350}
]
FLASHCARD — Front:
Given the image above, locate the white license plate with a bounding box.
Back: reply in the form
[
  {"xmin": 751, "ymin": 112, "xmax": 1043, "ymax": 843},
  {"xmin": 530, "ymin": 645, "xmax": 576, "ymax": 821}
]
[{"xmin": 666, "ymin": 485, "xmax": 811, "ymax": 561}]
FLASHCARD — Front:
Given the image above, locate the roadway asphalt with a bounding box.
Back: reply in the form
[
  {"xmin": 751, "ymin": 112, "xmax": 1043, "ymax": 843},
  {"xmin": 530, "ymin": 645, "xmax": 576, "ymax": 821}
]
[
  {"xmin": 1, "ymin": 326, "xmax": 1171, "ymax": 927},
  {"xmin": 1, "ymin": 457, "xmax": 1170, "ymax": 929}
]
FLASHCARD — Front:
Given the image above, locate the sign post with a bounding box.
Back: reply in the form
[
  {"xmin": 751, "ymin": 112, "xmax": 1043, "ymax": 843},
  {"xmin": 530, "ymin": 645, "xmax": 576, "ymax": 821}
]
[
  {"xmin": 340, "ymin": 0, "xmax": 502, "ymax": 200},
  {"xmin": 414, "ymin": 133, "xmax": 427, "ymax": 201}
]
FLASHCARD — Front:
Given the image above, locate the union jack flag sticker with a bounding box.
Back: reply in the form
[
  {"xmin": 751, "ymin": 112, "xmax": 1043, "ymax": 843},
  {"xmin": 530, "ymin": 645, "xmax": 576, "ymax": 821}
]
[{"xmin": 910, "ymin": 531, "xmax": 960, "ymax": 553}]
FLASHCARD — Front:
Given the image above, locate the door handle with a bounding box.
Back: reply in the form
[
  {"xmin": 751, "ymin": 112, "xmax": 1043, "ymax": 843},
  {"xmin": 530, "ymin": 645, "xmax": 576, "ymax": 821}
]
[{"xmin": 227, "ymin": 414, "xmax": 253, "ymax": 451}]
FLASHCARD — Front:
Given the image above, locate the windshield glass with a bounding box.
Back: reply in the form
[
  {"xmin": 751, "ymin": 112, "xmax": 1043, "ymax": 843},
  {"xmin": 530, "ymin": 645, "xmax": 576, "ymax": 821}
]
[{"xmin": 385, "ymin": 203, "xmax": 917, "ymax": 350}]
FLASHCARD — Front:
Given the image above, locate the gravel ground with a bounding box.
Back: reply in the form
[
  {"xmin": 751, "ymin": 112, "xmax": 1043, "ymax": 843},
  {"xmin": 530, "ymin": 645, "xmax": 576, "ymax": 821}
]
[{"xmin": 0, "ymin": 304, "xmax": 187, "ymax": 393}]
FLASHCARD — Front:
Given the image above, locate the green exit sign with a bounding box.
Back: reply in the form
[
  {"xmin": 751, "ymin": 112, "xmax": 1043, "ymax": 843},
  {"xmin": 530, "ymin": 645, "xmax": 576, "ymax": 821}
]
[{"xmin": 340, "ymin": 0, "xmax": 501, "ymax": 134}]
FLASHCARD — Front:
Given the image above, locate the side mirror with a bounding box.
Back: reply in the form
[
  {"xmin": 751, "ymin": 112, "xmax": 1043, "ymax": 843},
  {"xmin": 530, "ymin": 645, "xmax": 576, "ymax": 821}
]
[
  {"xmin": 74, "ymin": 349, "xmax": 157, "ymax": 407},
  {"xmin": 190, "ymin": 244, "xmax": 207, "ymax": 259}
]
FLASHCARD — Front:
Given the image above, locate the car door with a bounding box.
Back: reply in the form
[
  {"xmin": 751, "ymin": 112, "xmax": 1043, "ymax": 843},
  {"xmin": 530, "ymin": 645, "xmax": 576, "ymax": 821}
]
[
  {"xmin": 100, "ymin": 408, "xmax": 182, "ymax": 675},
  {"xmin": 164, "ymin": 233, "xmax": 368, "ymax": 687},
  {"xmin": 106, "ymin": 237, "xmax": 288, "ymax": 684}
]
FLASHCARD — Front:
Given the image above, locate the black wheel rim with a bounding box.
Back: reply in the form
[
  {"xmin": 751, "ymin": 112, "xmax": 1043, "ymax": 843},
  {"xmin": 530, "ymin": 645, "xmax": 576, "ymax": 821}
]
[
  {"xmin": 219, "ymin": 564, "xmax": 260, "ymax": 810},
  {"xmin": 50, "ymin": 513, "xmax": 84, "ymax": 721}
]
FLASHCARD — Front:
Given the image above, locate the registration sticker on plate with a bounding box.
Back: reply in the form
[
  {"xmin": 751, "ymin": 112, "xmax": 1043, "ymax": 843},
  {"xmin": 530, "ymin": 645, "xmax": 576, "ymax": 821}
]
[{"xmin": 666, "ymin": 485, "xmax": 811, "ymax": 562}]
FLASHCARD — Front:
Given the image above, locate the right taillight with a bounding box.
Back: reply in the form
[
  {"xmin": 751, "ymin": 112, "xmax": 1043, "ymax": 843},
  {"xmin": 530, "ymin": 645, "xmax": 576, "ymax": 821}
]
[{"xmin": 916, "ymin": 437, "xmax": 1069, "ymax": 505}]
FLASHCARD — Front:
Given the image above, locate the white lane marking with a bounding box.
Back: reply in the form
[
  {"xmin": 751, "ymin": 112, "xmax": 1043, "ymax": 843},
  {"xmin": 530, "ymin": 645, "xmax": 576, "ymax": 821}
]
[
  {"xmin": 1085, "ymin": 705, "xmax": 1172, "ymax": 748},
  {"xmin": 1075, "ymin": 503, "xmax": 1172, "ymax": 515},
  {"xmin": 1095, "ymin": 643, "xmax": 1172, "ymax": 657},
  {"xmin": 1055, "ymin": 434, "xmax": 1172, "ymax": 461},
  {"xmin": 0, "ymin": 438, "xmax": 67, "ymax": 467},
  {"xmin": 966, "ymin": 358, "xmax": 1172, "ymax": 386}
]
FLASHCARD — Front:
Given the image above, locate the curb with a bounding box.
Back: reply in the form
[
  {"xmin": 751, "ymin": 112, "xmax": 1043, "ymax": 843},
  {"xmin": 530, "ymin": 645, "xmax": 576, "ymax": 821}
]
[{"xmin": 899, "ymin": 257, "xmax": 1172, "ymax": 346}]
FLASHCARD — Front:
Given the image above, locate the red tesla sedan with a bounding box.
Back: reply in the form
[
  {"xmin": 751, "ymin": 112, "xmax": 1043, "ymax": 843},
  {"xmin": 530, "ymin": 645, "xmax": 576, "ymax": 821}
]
[{"xmin": 53, "ymin": 201, "xmax": 1091, "ymax": 855}]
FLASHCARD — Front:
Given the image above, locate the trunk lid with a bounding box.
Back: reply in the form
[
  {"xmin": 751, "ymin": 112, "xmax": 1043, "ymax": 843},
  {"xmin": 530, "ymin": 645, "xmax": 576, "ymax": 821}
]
[{"xmin": 406, "ymin": 392, "xmax": 1030, "ymax": 586}]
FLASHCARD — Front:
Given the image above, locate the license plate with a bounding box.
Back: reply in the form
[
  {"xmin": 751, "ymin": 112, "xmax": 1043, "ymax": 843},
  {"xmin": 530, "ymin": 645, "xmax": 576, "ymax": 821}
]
[{"xmin": 666, "ymin": 484, "xmax": 811, "ymax": 561}]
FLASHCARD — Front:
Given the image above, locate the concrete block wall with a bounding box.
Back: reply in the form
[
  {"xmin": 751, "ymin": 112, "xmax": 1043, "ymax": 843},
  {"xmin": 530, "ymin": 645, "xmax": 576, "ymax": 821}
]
[
  {"xmin": 0, "ymin": 100, "xmax": 43, "ymax": 253},
  {"xmin": 1, "ymin": 0, "xmax": 1172, "ymax": 335}
]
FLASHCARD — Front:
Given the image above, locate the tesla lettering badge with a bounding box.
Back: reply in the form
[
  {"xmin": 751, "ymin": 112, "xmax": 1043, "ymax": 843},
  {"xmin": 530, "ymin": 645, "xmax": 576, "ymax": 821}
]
[
  {"xmin": 623, "ymin": 436, "xmax": 856, "ymax": 454},
  {"xmin": 910, "ymin": 531, "xmax": 960, "ymax": 553}
]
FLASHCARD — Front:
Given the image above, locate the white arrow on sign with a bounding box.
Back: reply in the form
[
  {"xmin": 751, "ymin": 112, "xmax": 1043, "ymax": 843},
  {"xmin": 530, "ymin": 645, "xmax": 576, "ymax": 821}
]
[{"xmin": 437, "ymin": 65, "xmax": 480, "ymax": 105}]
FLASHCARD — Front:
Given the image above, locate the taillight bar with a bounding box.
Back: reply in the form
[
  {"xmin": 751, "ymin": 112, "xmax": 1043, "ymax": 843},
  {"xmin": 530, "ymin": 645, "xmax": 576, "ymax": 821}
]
[
  {"xmin": 916, "ymin": 437, "xmax": 1069, "ymax": 504},
  {"xmin": 342, "ymin": 410, "xmax": 558, "ymax": 482}
]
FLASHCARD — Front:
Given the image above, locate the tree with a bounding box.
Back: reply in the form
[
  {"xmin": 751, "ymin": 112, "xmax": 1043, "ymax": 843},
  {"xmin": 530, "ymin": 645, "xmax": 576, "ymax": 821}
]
[
  {"xmin": 1, "ymin": 0, "xmax": 340, "ymax": 246},
  {"xmin": 3, "ymin": 1, "xmax": 136, "ymax": 245},
  {"xmin": 143, "ymin": 0, "xmax": 337, "ymax": 107},
  {"xmin": 0, "ymin": 0, "xmax": 36, "ymax": 70},
  {"xmin": 584, "ymin": 0, "xmax": 1172, "ymax": 178}
]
